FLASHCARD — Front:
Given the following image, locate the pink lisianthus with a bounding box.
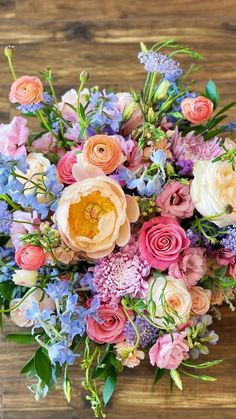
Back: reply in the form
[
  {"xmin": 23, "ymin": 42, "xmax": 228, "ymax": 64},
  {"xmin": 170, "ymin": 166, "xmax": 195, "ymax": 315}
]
[
  {"xmin": 156, "ymin": 180, "xmax": 194, "ymax": 219},
  {"xmin": 31, "ymin": 132, "xmax": 65, "ymax": 157},
  {"xmin": 15, "ymin": 244, "xmax": 45, "ymax": 270},
  {"xmin": 10, "ymin": 210, "xmax": 40, "ymax": 251},
  {"xmin": 168, "ymin": 247, "xmax": 207, "ymax": 288},
  {"xmin": 116, "ymin": 92, "xmax": 144, "ymax": 136},
  {"xmin": 57, "ymin": 151, "xmax": 78, "ymax": 184},
  {"xmin": 86, "ymin": 303, "xmax": 127, "ymax": 344},
  {"xmin": 149, "ymin": 333, "xmax": 189, "ymax": 370},
  {"xmin": 0, "ymin": 117, "xmax": 29, "ymax": 158},
  {"xmin": 139, "ymin": 216, "xmax": 190, "ymax": 270},
  {"xmin": 58, "ymin": 89, "xmax": 78, "ymax": 122}
]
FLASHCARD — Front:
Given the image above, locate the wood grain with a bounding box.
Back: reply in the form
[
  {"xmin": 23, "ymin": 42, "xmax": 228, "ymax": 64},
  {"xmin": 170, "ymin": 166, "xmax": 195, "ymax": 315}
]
[{"xmin": 1, "ymin": 0, "xmax": 236, "ymax": 418}]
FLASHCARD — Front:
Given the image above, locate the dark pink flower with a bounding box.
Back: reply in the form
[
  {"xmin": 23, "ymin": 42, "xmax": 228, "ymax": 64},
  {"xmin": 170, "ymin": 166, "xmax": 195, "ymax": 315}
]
[
  {"xmin": 156, "ymin": 180, "xmax": 194, "ymax": 219},
  {"xmin": 57, "ymin": 151, "xmax": 78, "ymax": 184}
]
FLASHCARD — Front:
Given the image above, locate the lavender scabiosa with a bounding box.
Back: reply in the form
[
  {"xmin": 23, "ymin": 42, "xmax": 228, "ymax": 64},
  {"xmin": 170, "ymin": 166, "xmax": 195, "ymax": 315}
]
[
  {"xmin": 124, "ymin": 316, "xmax": 158, "ymax": 348},
  {"xmin": 221, "ymin": 224, "xmax": 236, "ymax": 254},
  {"xmin": 0, "ymin": 200, "xmax": 13, "ymax": 234},
  {"xmin": 186, "ymin": 314, "xmax": 219, "ymax": 359},
  {"xmin": 93, "ymin": 237, "xmax": 151, "ymax": 305},
  {"xmin": 138, "ymin": 51, "xmax": 183, "ymax": 81},
  {"xmin": 176, "ymin": 159, "xmax": 194, "ymax": 176},
  {"xmin": 186, "ymin": 229, "xmax": 200, "ymax": 247}
]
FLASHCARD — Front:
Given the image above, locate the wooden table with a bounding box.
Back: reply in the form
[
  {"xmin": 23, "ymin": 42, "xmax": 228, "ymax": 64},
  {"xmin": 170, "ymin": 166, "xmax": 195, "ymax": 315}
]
[{"xmin": 1, "ymin": 1, "xmax": 236, "ymax": 418}]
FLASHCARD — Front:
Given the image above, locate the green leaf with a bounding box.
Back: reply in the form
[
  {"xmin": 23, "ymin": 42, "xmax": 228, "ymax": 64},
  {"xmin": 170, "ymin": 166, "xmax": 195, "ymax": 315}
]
[
  {"xmin": 102, "ymin": 368, "xmax": 117, "ymax": 406},
  {"xmin": 214, "ymin": 101, "xmax": 236, "ymax": 118},
  {"xmin": 34, "ymin": 347, "xmax": 52, "ymax": 385},
  {"xmin": 0, "ymin": 283, "xmax": 14, "ymax": 300},
  {"xmin": 182, "ymin": 359, "xmax": 223, "ymax": 369},
  {"xmin": 154, "ymin": 368, "xmax": 166, "ymax": 384},
  {"xmin": 63, "ymin": 377, "xmax": 72, "ymax": 403},
  {"xmin": 204, "ymin": 126, "xmax": 227, "ymax": 140},
  {"xmin": 6, "ymin": 333, "xmax": 36, "ymax": 345},
  {"xmin": 20, "ymin": 354, "xmax": 36, "ymax": 378},
  {"xmin": 206, "ymin": 80, "xmax": 219, "ymax": 108},
  {"xmin": 170, "ymin": 370, "xmax": 183, "ymax": 390}
]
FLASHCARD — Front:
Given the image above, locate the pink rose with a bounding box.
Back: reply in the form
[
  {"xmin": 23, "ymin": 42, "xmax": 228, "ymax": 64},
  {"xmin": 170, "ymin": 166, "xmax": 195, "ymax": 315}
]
[
  {"xmin": 116, "ymin": 92, "xmax": 144, "ymax": 136},
  {"xmin": 181, "ymin": 96, "xmax": 213, "ymax": 124},
  {"xmin": 149, "ymin": 333, "xmax": 189, "ymax": 370},
  {"xmin": 10, "ymin": 210, "xmax": 39, "ymax": 251},
  {"xmin": 190, "ymin": 286, "xmax": 212, "ymax": 315},
  {"xmin": 15, "ymin": 244, "xmax": 45, "ymax": 270},
  {"xmin": 156, "ymin": 180, "xmax": 194, "ymax": 219},
  {"xmin": 9, "ymin": 76, "xmax": 43, "ymax": 105},
  {"xmin": 139, "ymin": 216, "xmax": 190, "ymax": 270},
  {"xmin": 0, "ymin": 117, "xmax": 29, "ymax": 158},
  {"xmin": 168, "ymin": 247, "xmax": 207, "ymax": 287},
  {"xmin": 86, "ymin": 303, "xmax": 127, "ymax": 344},
  {"xmin": 57, "ymin": 151, "xmax": 78, "ymax": 184}
]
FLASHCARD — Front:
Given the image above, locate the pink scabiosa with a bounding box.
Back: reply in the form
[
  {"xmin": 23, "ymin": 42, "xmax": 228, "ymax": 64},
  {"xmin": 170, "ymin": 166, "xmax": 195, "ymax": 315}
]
[{"xmin": 93, "ymin": 237, "xmax": 150, "ymax": 305}]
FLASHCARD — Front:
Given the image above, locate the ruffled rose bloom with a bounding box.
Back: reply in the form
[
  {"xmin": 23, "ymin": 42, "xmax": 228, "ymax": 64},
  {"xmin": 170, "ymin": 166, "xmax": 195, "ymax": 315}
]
[
  {"xmin": 191, "ymin": 160, "xmax": 236, "ymax": 227},
  {"xmin": 139, "ymin": 216, "xmax": 190, "ymax": 270},
  {"xmin": 31, "ymin": 132, "xmax": 65, "ymax": 158},
  {"xmin": 57, "ymin": 151, "xmax": 78, "ymax": 184},
  {"xmin": 10, "ymin": 288, "xmax": 55, "ymax": 327},
  {"xmin": 55, "ymin": 170, "xmax": 139, "ymax": 258},
  {"xmin": 190, "ymin": 286, "xmax": 212, "ymax": 315},
  {"xmin": 116, "ymin": 92, "xmax": 144, "ymax": 136},
  {"xmin": 146, "ymin": 275, "xmax": 192, "ymax": 326},
  {"xmin": 83, "ymin": 134, "xmax": 125, "ymax": 174},
  {"xmin": 168, "ymin": 247, "xmax": 207, "ymax": 288},
  {"xmin": 181, "ymin": 96, "xmax": 213, "ymax": 124},
  {"xmin": 15, "ymin": 244, "xmax": 45, "ymax": 270},
  {"xmin": 149, "ymin": 333, "xmax": 189, "ymax": 370},
  {"xmin": 156, "ymin": 180, "xmax": 194, "ymax": 219},
  {"xmin": 12, "ymin": 269, "xmax": 38, "ymax": 287},
  {"xmin": 115, "ymin": 341, "xmax": 145, "ymax": 368},
  {"xmin": 86, "ymin": 303, "xmax": 127, "ymax": 344},
  {"xmin": 0, "ymin": 117, "xmax": 29, "ymax": 158},
  {"xmin": 9, "ymin": 75, "xmax": 43, "ymax": 105},
  {"xmin": 10, "ymin": 210, "xmax": 39, "ymax": 251}
]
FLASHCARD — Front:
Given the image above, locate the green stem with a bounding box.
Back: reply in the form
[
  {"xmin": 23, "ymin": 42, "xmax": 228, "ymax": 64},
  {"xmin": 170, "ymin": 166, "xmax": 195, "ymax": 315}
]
[
  {"xmin": 47, "ymin": 78, "xmax": 65, "ymax": 141},
  {"xmin": 0, "ymin": 194, "xmax": 21, "ymax": 211},
  {"xmin": 7, "ymin": 56, "xmax": 17, "ymax": 80},
  {"xmin": 121, "ymin": 300, "xmax": 140, "ymax": 350},
  {"xmin": 0, "ymin": 287, "xmax": 39, "ymax": 313},
  {"xmin": 37, "ymin": 110, "xmax": 59, "ymax": 141},
  {"xmin": 147, "ymin": 72, "xmax": 157, "ymax": 106}
]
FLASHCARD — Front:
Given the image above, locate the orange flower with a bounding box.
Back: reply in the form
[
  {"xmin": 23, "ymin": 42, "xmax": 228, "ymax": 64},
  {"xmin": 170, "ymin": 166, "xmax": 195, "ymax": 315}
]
[
  {"xmin": 83, "ymin": 134, "xmax": 125, "ymax": 174},
  {"xmin": 9, "ymin": 75, "xmax": 43, "ymax": 105}
]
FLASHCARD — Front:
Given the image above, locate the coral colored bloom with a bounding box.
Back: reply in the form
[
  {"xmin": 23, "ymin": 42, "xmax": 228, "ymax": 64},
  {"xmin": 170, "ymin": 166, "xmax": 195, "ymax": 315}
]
[
  {"xmin": 86, "ymin": 304, "xmax": 127, "ymax": 344},
  {"xmin": 181, "ymin": 96, "xmax": 213, "ymax": 124},
  {"xmin": 55, "ymin": 175, "xmax": 139, "ymax": 259},
  {"xmin": 0, "ymin": 117, "xmax": 29, "ymax": 158},
  {"xmin": 156, "ymin": 180, "xmax": 194, "ymax": 219},
  {"xmin": 9, "ymin": 76, "xmax": 43, "ymax": 105},
  {"xmin": 190, "ymin": 286, "xmax": 212, "ymax": 315},
  {"xmin": 83, "ymin": 134, "xmax": 125, "ymax": 174},
  {"xmin": 149, "ymin": 333, "xmax": 189, "ymax": 370},
  {"xmin": 57, "ymin": 151, "xmax": 78, "ymax": 184},
  {"xmin": 15, "ymin": 244, "xmax": 45, "ymax": 270},
  {"xmin": 168, "ymin": 247, "xmax": 207, "ymax": 287},
  {"xmin": 139, "ymin": 216, "xmax": 190, "ymax": 270}
]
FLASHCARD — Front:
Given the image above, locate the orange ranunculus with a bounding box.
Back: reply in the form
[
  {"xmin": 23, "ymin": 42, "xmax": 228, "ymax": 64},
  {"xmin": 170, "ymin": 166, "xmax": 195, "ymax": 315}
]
[
  {"xmin": 9, "ymin": 75, "xmax": 43, "ymax": 105},
  {"xmin": 181, "ymin": 96, "xmax": 213, "ymax": 124},
  {"xmin": 83, "ymin": 134, "xmax": 125, "ymax": 174}
]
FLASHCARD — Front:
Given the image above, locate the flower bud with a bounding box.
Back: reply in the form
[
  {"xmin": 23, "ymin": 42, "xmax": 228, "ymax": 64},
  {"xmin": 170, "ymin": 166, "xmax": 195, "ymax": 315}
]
[
  {"xmin": 12, "ymin": 269, "xmax": 38, "ymax": 287},
  {"xmin": 80, "ymin": 71, "xmax": 89, "ymax": 83},
  {"xmin": 154, "ymin": 79, "xmax": 170, "ymax": 101},
  {"xmin": 148, "ymin": 299, "xmax": 157, "ymax": 321},
  {"xmin": 122, "ymin": 102, "xmax": 136, "ymax": 122},
  {"xmin": 4, "ymin": 45, "xmax": 15, "ymax": 59}
]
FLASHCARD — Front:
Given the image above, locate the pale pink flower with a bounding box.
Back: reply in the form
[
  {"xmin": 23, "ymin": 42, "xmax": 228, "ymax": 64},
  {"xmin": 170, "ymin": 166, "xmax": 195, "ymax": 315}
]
[
  {"xmin": 0, "ymin": 117, "xmax": 29, "ymax": 157},
  {"xmin": 149, "ymin": 332, "xmax": 189, "ymax": 370},
  {"xmin": 116, "ymin": 92, "xmax": 144, "ymax": 136},
  {"xmin": 10, "ymin": 210, "xmax": 39, "ymax": 251},
  {"xmin": 168, "ymin": 247, "xmax": 207, "ymax": 288},
  {"xmin": 31, "ymin": 132, "xmax": 65, "ymax": 157}
]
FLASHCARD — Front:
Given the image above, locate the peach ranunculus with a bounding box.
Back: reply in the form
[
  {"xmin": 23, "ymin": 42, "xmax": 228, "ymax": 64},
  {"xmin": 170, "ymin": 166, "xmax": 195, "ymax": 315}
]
[
  {"xmin": 9, "ymin": 75, "xmax": 43, "ymax": 105},
  {"xmin": 190, "ymin": 160, "xmax": 236, "ymax": 227},
  {"xmin": 146, "ymin": 275, "xmax": 192, "ymax": 327},
  {"xmin": 15, "ymin": 244, "xmax": 45, "ymax": 270},
  {"xmin": 55, "ymin": 174, "xmax": 139, "ymax": 258},
  {"xmin": 190, "ymin": 286, "xmax": 212, "ymax": 315},
  {"xmin": 181, "ymin": 96, "xmax": 213, "ymax": 124},
  {"xmin": 83, "ymin": 134, "xmax": 125, "ymax": 174}
]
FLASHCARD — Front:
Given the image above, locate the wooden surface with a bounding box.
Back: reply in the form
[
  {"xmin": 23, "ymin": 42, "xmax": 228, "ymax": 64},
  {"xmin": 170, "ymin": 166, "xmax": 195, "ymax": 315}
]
[{"xmin": 1, "ymin": 0, "xmax": 236, "ymax": 418}]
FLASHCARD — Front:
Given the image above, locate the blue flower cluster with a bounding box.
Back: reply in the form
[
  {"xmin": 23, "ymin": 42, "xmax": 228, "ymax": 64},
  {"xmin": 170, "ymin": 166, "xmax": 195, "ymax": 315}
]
[
  {"xmin": 89, "ymin": 91, "xmax": 122, "ymax": 132},
  {"xmin": 138, "ymin": 51, "xmax": 183, "ymax": 82},
  {"xmin": 0, "ymin": 246, "xmax": 16, "ymax": 282},
  {"xmin": 0, "ymin": 200, "xmax": 13, "ymax": 234},
  {"xmin": 222, "ymin": 224, "xmax": 236, "ymax": 254}
]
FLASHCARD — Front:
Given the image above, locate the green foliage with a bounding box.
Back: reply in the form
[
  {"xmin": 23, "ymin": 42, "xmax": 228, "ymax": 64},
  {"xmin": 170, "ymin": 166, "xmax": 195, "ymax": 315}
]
[
  {"xmin": 205, "ymin": 80, "xmax": 219, "ymax": 108},
  {"xmin": 153, "ymin": 368, "xmax": 166, "ymax": 384},
  {"xmin": 6, "ymin": 333, "xmax": 37, "ymax": 344},
  {"xmin": 34, "ymin": 347, "xmax": 53, "ymax": 386},
  {"xmin": 102, "ymin": 367, "xmax": 117, "ymax": 406}
]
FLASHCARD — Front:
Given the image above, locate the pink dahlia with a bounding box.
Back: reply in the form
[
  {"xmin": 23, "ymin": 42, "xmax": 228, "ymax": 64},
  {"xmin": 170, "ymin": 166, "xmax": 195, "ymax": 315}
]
[
  {"xmin": 171, "ymin": 128, "xmax": 222, "ymax": 161},
  {"xmin": 93, "ymin": 237, "xmax": 150, "ymax": 305}
]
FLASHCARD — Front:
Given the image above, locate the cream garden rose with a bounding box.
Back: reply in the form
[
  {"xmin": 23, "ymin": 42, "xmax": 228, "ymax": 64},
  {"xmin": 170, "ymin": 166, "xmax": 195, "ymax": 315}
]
[
  {"xmin": 146, "ymin": 275, "xmax": 192, "ymax": 327},
  {"xmin": 55, "ymin": 175, "xmax": 139, "ymax": 258},
  {"xmin": 190, "ymin": 160, "xmax": 236, "ymax": 227}
]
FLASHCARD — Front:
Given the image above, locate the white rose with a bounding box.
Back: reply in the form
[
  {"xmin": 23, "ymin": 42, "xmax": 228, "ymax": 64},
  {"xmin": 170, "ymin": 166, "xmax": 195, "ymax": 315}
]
[
  {"xmin": 190, "ymin": 160, "xmax": 236, "ymax": 227},
  {"xmin": 147, "ymin": 275, "xmax": 192, "ymax": 327},
  {"xmin": 12, "ymin": 269, "xmax": 38, "ymax": 287}
]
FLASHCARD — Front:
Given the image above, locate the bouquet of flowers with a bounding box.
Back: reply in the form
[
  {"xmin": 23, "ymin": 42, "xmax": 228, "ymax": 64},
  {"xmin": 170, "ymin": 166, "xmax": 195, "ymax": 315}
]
[{"xmin": 1, "ymin": 39, "xmax": 236, "ymax": 417}]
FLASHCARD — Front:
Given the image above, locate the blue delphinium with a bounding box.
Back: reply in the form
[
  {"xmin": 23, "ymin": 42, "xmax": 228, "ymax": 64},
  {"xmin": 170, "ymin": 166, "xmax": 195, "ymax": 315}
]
[
  {"xmin": 17, "ymin": 103, "xmax": 44, "ymax": 114},
  {"xmin": 48, "ymin": 341, "xmax": 79, "ymax": 366},
  {"xmin": 0, "ymin": 246, "xmax": 16, "ymax": 282},
  {"xmin": 0, "ymin": 201, "xmax": 13, "ymax": 234},
  {"xmin": 138, "ymin": 51, "xmax": 183, "ymax": 81},
  {"xmin": 221, "ymin": 224, "xmax": 236, "ymax": 254},
  {"xmin": 89, "ymin": 91, "xmax": 122, "ymax": 132}
]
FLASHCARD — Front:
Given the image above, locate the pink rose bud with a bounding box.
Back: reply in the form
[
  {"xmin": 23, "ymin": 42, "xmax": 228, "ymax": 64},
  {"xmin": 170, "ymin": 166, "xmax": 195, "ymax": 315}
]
[
  {"xmin": 181, "ymin": 96, "xmax": 213, "ymax": 124},
  {"xmin": 12, "ymin": 269, "xmax": 38, "ymax": 287},
  {"xmin": 15, "ymin": 244, "xmax": 45, "ymax": 270},
  {"xmin": 149, "ymin": 333, "xmax": 189, "ymax": 370},
  {"xmin": 57, "ymin": 151, "xmax": 78, "ymax": 184},
  {"xmin": 9, "ymin": 75, "xmax": 43, "ymax": 105}
]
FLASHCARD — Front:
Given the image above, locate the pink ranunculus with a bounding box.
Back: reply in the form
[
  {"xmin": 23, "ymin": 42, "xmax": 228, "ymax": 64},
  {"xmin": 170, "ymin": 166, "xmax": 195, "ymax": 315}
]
[
  {"xmin": 139, "ymin": 216, "xmax": 190, "ymax": 270},
  {"xmin": 156, "ymin": 180, "xmax": 194, "ymax": 219},
  {"xmin": 0, "ymin": 117, "xmax": 29, "ymax": 158},
  {"xmin": 168, "ymin": 247, "xmax": 207, "ymax": 288},
  {"xmin": 57, "ymin": 151, "xmax": 78, "ymax": 184},
  {"xmin": 86, "ymin": 303, "xmax": 127, "ymax": 344},
  {"xmin": 149, "ymin": 333, "xmax": 189, "ymax": 370},
  {"xmin": 190, "ymin": 286, "xmax": 212, "ymax": 315},
  {"xmin": 181, "ymin": 96, "xmax": 213, "ymax": 124},
  {"xmin": 116, "ymin": 92, "xmax": 144, "ymax": 136},
  {"xmin": 31, "ymin": 132, "xmax": 65, "ymax": 158},
  {"xmin": 9, "ymin": 76, "xmax": 43, "ymax": 105},
  {"xmin": 15, "ymin": 244, "xmax": 45, "ymax": 270},
  {"xmin": 10, "ymin": 210, "xmax": 40, "ymax": 251}
]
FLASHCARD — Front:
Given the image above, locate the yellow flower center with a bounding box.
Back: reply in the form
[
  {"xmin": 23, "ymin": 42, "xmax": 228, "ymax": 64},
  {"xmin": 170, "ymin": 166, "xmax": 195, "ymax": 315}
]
[{"xmin": 68, "ymin": 191, "xmax": 116, "ymax": 239}]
